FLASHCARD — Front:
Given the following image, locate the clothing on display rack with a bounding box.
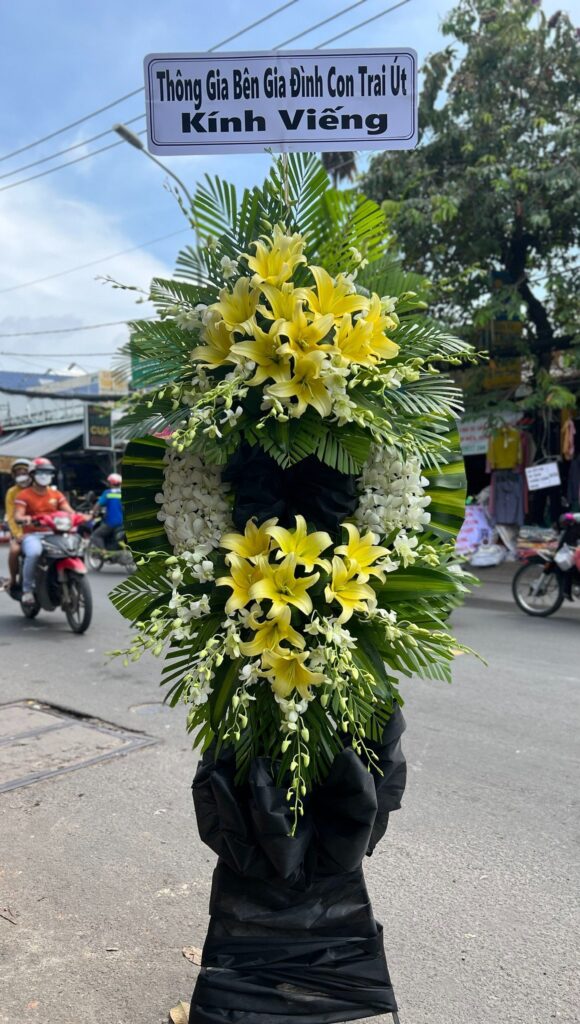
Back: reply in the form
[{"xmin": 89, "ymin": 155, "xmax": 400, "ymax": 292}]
[
  {"xmin": 487, "ymin": 424, "xmax": 529, "ymax": 527},
  {"xmin": 561, "ymin": 409, "xmax": 576, "ymax": 462},
  {"xmin": 491, "ymin": 469, "xmax": 525, "ymax": 527},
  {"xmin": 487, "ymin": 425, "xmax": 522, "ymax": 471}
]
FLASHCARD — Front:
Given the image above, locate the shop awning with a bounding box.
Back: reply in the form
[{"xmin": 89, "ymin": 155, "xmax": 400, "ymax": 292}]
[{"xmin": 0, "ymin": 422, "xmax": 83, "ymax": 460}]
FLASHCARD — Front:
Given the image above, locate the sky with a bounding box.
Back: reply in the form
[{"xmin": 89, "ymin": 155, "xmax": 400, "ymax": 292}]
[{"xmin": 0, "ymin": 0, "xmax": 578, "ymax": 379}]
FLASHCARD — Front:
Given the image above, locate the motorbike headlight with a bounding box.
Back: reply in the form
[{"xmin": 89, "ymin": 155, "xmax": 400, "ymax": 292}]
[{"xmin": 53, "ymin": 515, "xmax": 72, "ymax": 532}]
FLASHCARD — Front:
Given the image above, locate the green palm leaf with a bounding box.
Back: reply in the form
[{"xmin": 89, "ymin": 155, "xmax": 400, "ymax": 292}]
[{"xmin": 121, "ymin": 436, "xmax": 171, "ymax": 554}]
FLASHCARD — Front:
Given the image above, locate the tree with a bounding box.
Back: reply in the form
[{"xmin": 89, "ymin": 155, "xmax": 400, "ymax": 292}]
[
  {"xmin": 362, "ymin": 0, "xmax": 580, "ymax": 368},
  {"xmin": 321, "ymin": 152, "xmax": 357, "ymax": 187}
]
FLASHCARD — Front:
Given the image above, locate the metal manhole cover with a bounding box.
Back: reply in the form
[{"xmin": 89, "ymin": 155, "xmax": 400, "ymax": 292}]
[{"xmin": 0, "ymin": 700, "xmax": 157, "ymax": 793}]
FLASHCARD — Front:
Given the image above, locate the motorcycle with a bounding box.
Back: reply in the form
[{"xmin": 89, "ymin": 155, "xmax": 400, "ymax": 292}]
[
  {"xmin": 11, "ymin": 511, "xmax": 93, "ymax": 633},
  {"xmin": 512, "ymin": 511, "xmax": 580, "ymax": 617},
  {"xmin": 83, "ymin": 517, "xmax": 135, "ymax": 573}
]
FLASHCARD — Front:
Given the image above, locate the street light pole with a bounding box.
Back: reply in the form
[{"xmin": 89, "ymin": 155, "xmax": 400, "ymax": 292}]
[{"xmin": 113, "ymin": 123, "xmax": 195, "ymax": 210}]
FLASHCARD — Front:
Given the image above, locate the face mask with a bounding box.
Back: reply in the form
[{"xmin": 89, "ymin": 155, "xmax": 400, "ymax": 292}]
[
  {"xmin": 15, "ymin": 475, "xmax": 30, "ymax": 486},
  {"xmin": 34, "ymin": 473, "xmax": 53, "ymax": 487}
]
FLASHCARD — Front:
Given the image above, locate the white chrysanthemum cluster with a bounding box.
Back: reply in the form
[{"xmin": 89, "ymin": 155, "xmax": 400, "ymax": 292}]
[
  {"xmin": 155, "ymin": 449, "xmax": 232, "ymax": 558},
  {"xmin": 355, "ymin": 446, "xmax": 432, "ymax": 538}
]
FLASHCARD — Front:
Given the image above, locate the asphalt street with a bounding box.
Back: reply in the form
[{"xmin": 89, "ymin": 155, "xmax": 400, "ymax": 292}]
[{"xmin": 0, "ymin": 560, "xmax": 579, "ymax": 1024}]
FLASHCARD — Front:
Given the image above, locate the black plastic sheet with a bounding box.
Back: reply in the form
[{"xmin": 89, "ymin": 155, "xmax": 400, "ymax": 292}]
[
  {"xmin": 189, "ymin": 708, "xmax": 406, "ymax": 1024},
  {"xmin": 222, "ymin": 445, "xmax": 359, "ymax": 535}
]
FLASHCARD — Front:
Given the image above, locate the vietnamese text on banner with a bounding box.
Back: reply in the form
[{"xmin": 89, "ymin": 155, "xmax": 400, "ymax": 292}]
[{"xmin": 144, "ymin": 49, "xmax": 418, "ymax": 155}]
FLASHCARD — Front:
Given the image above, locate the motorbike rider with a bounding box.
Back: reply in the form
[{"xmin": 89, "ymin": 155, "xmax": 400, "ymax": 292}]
[
  {"xmin": 91, "ymin": 473, "xmax": 124, "ymax": 550},
  {"xmin": 4, "ymin": 459, "xmax": 32, "ymax": 593},
  {"xmin": 13, "ymin": 458, "xmax": 74, "ymax": 605}
]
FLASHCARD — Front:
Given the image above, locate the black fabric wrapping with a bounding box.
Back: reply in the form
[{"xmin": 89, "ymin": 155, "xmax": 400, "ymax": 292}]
[
  {"xmin": 222, "ymin": 444, "xmax": 359, "ymax": 535},
  {"xmin": 189, "ymin": 708, "xmax": 406, "ymax": 1024}
]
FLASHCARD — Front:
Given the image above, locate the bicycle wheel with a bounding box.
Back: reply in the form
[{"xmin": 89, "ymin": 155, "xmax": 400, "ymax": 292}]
[
  {"xmin": 512, "ymin": 561, "xmax": 564, "ymax": 617},
  {"xmin": 65, "ymin": 575, "xmax": 93, "ymax": 633}
]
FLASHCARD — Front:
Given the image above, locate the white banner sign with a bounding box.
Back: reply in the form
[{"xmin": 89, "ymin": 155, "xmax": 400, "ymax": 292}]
[
  {"xmin": 144, "ymin": 49, "xmax": 417, "ymax": 155},
  {"xmin": 525, "ymin": 462, "xmax": 561, "ymax": 492}
]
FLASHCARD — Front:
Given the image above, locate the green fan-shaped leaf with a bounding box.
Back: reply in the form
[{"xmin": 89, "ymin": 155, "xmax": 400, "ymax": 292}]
[
  {"xmin": 375, "ymin": 565, "xmax": 463, "ymax": 603},
  {"xmin": 121, "ymin": 436, "xmax": 171, "ymax": 554},
  {"xmin": 110, "ymin": 558, "xmax": 171, "ymax": 622}
]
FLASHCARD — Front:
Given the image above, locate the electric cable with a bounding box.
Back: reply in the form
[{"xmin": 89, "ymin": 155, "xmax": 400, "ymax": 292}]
[
  {"xmin": 0, "ymin": 132, "xmax": 147, "ymax": 193},
  {"xmin": 318, "ymin": 0, "xmax": 412, "ymax": 47},
  {"xmin": 0, "ymin": 227, "xmax": 189, "ymax": 294},
  {"xmin": 0, "ymin": 115, "xmax": 145, "ymax": 182},
  {"xmin": 0, "ymin": 321, "xmax": 137, "ymax": 338},
  {"xmin": 0, "ymin": 0, "xmax": 300, "ymax": 165},
  {"xmin": 276, "ymin": 0, "xmax": 371, "ymax": 48},
  {"xmin": 0, "ymin": 0, "xmax": 413, "ymax": 193}
]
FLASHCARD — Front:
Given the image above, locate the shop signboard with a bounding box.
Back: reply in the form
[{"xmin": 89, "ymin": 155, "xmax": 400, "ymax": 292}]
[
  {"xmin": 525, "ymin": 462, "xmax": 561, "ymax": 492},
  {"xmin": 482, "ymin": 357, "xmax": 522, "ymax": 391},
  {"xmin": 84, "ymin": 404, "xmax": 113, "ymax": 450},
  {"xmin": 458, "ymin": 417, "xmax": 491, "ymax": 456},
  {"xmin": 144, "ymin": 49, "xmax": 418, "ymax": 155}
]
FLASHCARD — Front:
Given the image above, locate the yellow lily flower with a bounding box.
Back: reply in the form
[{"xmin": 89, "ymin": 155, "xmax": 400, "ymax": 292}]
[
  {"xmin": 259, "ymin": 282, "xmax": 309, "ymax": 321},
  {"xmin": 250, "ymin": 554, "xmax": 319, "ymax": 617},
  {"xmin": 243, "ymin": 225, "xmax": 307, "ymax": 286},
  {"xmin": 324, "ymin": 555, "xmax": 377, "ymax": 623},
  {"xmin": 240, "ymin": 606, "xmax": 305, "ymax": 657},
  {"xmin": 261, "ymin": 649, "xmax": 325, "ymax": 700},
  {"xmin": 221, "ymin": 518, "xmax": 277, "ymax": 562},
  {"xmin": 268, "ymin": 351, "xmax": 332, "ymax": 419},
  {"xmin": 279, "ymin": 303, "xmax": 335, "ymax": 356},
  {"xmin": 216, "ymin": 554, "xmax": 263, "ymax": 614},
  {"xmin": 230, "ymin": 321, "xmax": 292, "ymax": 385},
  {"xmin": 335, "ymin": 523, "xmax": 390, "ymax": 582},
  {"xmin": 363, "ymin": 294, "xmax": 400, "ymax": 361},
  {"xmin": 190, "ymin": 314, "xmax": 235, "ymax": 367},
  {"xmin": 334, "ymin": 313, "xmax": 376, "ymax": 366},
  {"xmin": 303, "ymin": 266, "xmax": 369, "ymax": 324},
  {"xmin": 266, "ymin": 515, "xmax": 332, "ymax": 572},
  {"xmin": 210, "ymin": 277, "xmax": 260, "ymax": 335}
]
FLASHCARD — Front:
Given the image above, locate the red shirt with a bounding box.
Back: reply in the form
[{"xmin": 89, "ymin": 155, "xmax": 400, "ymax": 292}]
[{"xmin": 14, "ymin": 487, "xmax": 68, "ymax": 533}]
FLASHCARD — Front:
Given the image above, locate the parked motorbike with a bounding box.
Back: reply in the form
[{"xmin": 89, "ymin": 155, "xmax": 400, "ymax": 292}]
[
  {"xmin": 512, "ymin": 512, "xmax": 580, "ymax": 617},
  {"xmin": 11, "ymin": 511, "xmax": 92, "ymax": 633},
  {"xmin": 83, "ymin": 518, "xmax": 134, "ymax": 573}
]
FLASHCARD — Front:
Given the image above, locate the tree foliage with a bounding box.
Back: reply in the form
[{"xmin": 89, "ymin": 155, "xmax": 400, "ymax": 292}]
[{"xmin": 362, "ymin": 0, "xmax": 580, "ymax": 365}]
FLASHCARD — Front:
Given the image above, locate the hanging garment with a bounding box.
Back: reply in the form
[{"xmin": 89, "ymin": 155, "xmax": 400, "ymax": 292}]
[
  {"xmin": 189, "ymin": 710, "xmax": 407, "ymax": 1024},
  {"xmin": 490, "ymin": 469, "xmax": 524, "ymax": 526},
  {"xmin": 487, "ymin": 426, "xmax": 522, "ymax": 471},
  {"xmin": 561, "ymin": 409, "xmax": 576, "ymax": 461}
]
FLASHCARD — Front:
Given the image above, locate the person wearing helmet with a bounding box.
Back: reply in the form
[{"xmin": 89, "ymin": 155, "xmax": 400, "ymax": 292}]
[
  {"xmin": 91, "ymin": 473, "xmax": 124, "ymax": 551},
  {"xmin": 13, "ymin": 458, "xmax": 74, "ymax": 604},
  {"xmin": 3, "ymin": 459, "xmax": 32, "ymax": 592}
]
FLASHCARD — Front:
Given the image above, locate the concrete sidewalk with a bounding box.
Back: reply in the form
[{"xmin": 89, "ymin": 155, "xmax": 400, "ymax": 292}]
[{"xmin": 1, "ymin": 565, "xmax": 579, "ymax": 1024}]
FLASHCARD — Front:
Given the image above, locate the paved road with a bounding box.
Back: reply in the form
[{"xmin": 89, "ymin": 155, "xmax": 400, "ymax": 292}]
[{"xmin": 0, "ymin": 560, "xmax": 578, "ymax": 1024}]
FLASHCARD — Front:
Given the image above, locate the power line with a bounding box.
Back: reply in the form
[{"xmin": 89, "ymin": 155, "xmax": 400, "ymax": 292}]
[
  {"xmin": 0, "ymin": 0, "xmax": 300, "ymax": 168},
  {"xmin": 0, "ymin": 227, "xmax": 189, "ymax": 295},
  {"xmin": 0, "ymin": 87, "xmax": 145, "ymax": 165},
  {"xmin": 0, "ymin": 320, "xmax": 134, "ymax": 338},
  {"xmin": 1, "ymin": 350, "xmax": 117, "ymax": 358},
  {"xmin": 276, "ymin": 0, "xmax": 371, "ymax": 47},
  {"xmin": 0, "ymin": 115, "xmax": 145, "ymax": 182},
  {"xmin": 318, "ymin": 0, "xmax": 412, "ymax": 46},
  {"xmin": 0, "ymin": 0, "xmax": 410, "ymax": 194},
  {"xmin": 0, "ymin": 132, "xmax": 147, "ymax": 194}
]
